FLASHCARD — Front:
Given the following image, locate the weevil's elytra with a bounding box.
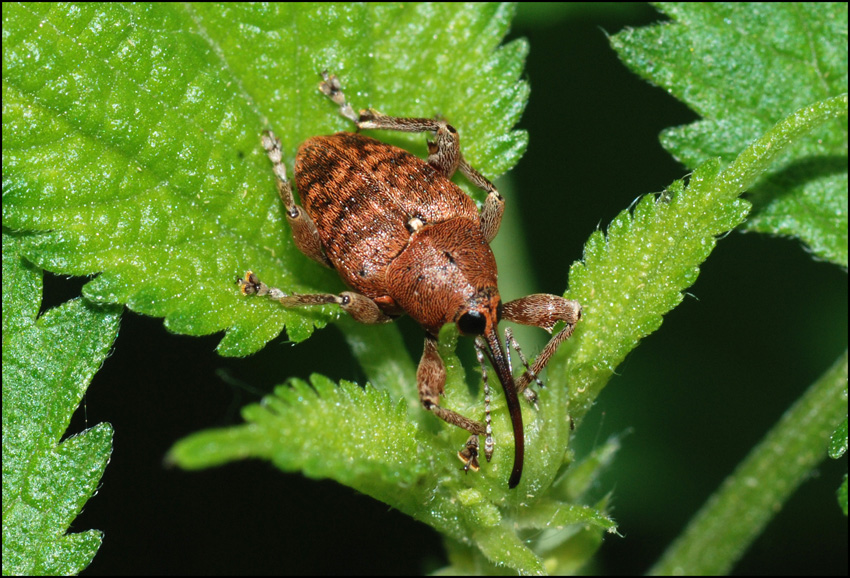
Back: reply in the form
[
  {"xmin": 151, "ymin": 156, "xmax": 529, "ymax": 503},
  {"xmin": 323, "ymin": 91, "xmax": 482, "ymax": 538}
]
[
  {"xmin": 240, "ymin": 72, "xmax": 581, "ymax": 489},
  {"xmin": 295, "ymin": 132, "xmax": 485, "ymax": 318}
]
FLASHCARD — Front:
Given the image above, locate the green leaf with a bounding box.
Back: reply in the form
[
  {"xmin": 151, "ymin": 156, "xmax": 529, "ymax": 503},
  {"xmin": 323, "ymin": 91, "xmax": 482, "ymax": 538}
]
[
  {"xmin": 554, "ymin": 87, "xmax": 845, "ymax": 577},
  {"xmin": 170, "ymin": 370, "xmax": 617, "ymax": 575},
  {"xmin": 558, "ymin": 102, "xmax": 849, "ymax": 427},
  {"xmin": 2, "ymin": 233, "xmax": 120, "ymax": 575},
  {"xmin": 839, "ymin": 474, "xmax": 848, "ymax": 517},
  {"xmin": 168, "ymin": 373, "xmax": 583, "ymax": 575},
  {"xmin": 610, "ymin": 5, "xmax": 848, "ymax": 570},
  {"xmin": 612, "ymin": 2, "xmax": 848, "ymax": 266},
  {"xmin": 561, "ymin": 159, "xmax": 750, "ymax": 420},
  {"xmin": 2, "ymin": 2, "xmax": 528, "ymax": 356},
  {"xmin": 169, "ymin": 375, "xmax": 427, "ymax": 484}
]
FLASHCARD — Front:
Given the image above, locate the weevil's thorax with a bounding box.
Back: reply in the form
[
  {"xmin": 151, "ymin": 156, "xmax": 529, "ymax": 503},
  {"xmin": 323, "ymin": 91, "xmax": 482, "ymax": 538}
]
[{"xmin": 386, "ymin": 218, "xmax": 501, "ymax": 336}]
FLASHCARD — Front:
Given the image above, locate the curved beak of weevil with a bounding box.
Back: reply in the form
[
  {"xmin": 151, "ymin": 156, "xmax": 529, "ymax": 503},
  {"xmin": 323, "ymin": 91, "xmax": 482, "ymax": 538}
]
[{"xmin": 483, "ymin": 327, "xmax": 524, "ymax": 489}]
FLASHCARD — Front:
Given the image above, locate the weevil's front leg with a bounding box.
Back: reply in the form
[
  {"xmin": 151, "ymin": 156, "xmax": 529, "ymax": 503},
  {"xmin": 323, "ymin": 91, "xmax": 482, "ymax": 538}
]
[
  {"xmin": 417, "ymin": 335, "xmax": 489, "ymax": 473},
  {"xmin": 319, "ymin": 71, "xmax": 505, "ymax": 242},
  {"xmin": 238, "ymin": 272, "xmax": 393, "ymax": 325},
  {"xmin": 502, "ymin": 294, "xmax": 582, "ymax": 393},
  {"xmin": 262, "ymin": 130, "xmax": 333, "ymax": 269}
]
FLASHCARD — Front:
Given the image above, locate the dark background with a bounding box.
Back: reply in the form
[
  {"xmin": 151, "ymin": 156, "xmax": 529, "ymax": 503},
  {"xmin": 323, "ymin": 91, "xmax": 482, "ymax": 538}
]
[{"xmin": 49, "ymin": 3, "xmax": 847, "ymax": 575}]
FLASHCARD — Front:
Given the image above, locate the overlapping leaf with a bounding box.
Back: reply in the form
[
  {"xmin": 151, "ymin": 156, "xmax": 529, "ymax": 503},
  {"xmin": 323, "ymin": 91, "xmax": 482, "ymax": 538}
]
[
  {"xmin": 2, "ymin": 3, "xmax": 529, "ymax": 356},
  {"xmin": 169, "ymin": 369, "xmax": 618, "ymax": 575},
  {"xmin": 613, "ymin": 2, "xmax": 848, "ymax": 266},
  {"xmin": 2, "ymin": 234, "xmax": 120, "ymax": 575}
]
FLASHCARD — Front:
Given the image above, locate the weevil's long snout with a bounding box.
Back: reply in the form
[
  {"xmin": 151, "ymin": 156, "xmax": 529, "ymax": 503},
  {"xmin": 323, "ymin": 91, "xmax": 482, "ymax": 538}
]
[{"xmin": 484, "ymin": 327, "xmax": 524, "ymax": 489}]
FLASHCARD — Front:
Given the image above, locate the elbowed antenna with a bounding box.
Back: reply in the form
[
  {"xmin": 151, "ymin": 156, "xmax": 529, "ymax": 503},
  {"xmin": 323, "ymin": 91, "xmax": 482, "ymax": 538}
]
[{"xmin": 483, "ymin": 328, "xmax": 524, "ymax": 489}]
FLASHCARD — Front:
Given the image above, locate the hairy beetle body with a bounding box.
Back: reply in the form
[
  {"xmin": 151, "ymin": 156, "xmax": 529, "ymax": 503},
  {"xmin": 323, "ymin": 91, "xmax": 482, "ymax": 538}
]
[{"xmin": 296, "ymin": 132, "xmax": 496, "ymax": 331}]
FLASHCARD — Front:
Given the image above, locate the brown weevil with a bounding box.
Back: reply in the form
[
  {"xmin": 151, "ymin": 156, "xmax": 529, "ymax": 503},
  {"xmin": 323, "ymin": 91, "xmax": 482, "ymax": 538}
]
[{"xmin": 239, "ymin": 72, "xmax": 581, "ymax": 489}]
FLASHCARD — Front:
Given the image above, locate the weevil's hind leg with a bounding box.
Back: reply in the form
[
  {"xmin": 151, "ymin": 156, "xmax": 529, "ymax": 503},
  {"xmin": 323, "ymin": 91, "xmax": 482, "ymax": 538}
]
[
  {"xmin": 471, "ymin": 161, "xmax": 505, "ymax": 244},
  {"xmin": 319, "ymin": 71, "xmax": 460, "ymax": 174},
  {"xmin": 502, "ymin": 294, "xmax": 582, "ymax": 393},
  {"xmin": 262, "ymin": 130, "xmax": 333, "ymax": 269},
  {"xmin": 319, "ymin": 71, "xmax": 505, "ymax": 242},
  {"xmin": 238, "ymin": 272, "xmax": 393, "ymax": 325},
  {"xmin": 417, "ymin": 335, "xmax": 489, "ymax": 472}
]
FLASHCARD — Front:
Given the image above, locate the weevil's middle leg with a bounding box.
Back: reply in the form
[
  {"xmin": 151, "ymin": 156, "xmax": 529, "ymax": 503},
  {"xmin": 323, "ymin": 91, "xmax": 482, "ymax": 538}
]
[
  {"xmin": 238, "ymin": 272, "xmax": 393, "ymax": 325},
  {"xmin": 319, "ymin": 71, "xmax": 505, "ymax": 242},
  {"xmin": 502, "ymin": 294, "xmax": 582, "ymax": 393}
]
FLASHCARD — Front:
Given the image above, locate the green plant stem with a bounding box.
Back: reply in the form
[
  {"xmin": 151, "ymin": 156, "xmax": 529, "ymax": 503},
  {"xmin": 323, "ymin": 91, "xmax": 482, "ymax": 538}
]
[{"xmin": 650, "ymin": 350, "xmax": 848, "ymax": 576}]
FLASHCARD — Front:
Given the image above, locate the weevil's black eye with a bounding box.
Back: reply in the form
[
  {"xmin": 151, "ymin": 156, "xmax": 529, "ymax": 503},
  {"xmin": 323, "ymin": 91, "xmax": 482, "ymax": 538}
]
[{"xmin": 457, "ymin": 310, "xmax": 487, "ymax": 335}]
